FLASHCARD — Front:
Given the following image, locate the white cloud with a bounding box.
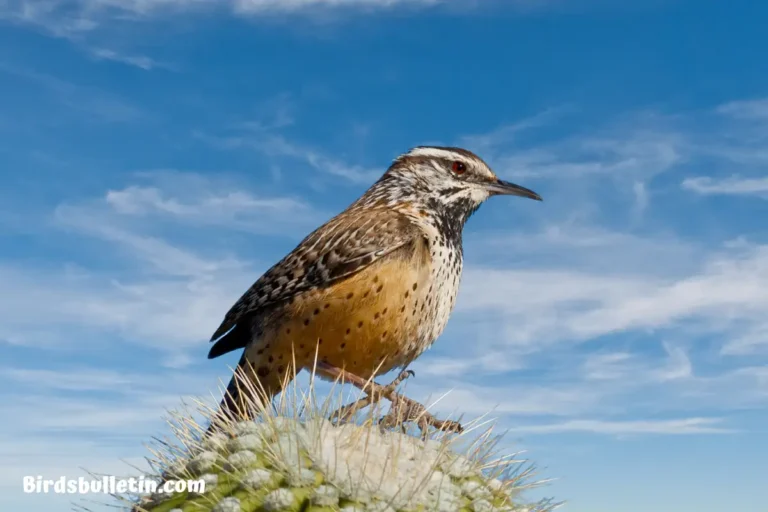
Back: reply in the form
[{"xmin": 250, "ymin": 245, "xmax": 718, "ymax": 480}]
[
  {"xmin": 489, "ymin": 123, "xmax": 685, "ymax": 181},
  {"xmin": 632, "ymin": 180, "xmax": 648, "ymax": 214},
  {"xmin": 0, "ymin": 367, "xmax": 138, "ymax": 391},
  {"xmin": 0, "ymin": 170, "xmax": 335, "ymax": 356},
  {"xmin": 0, "ymin": 61, "xmax": 144, "ymax": 123},
  {"xmin": 582, "ymin": 344, "xmax": 692, "ymax": 383},
  {"xmin": 0, "ymin": 363, "xmax": 220, "ymax": 511},
  {"xmin": 261, "ymin": 134, "xmax": 381, "ymax": 183},
  {"xmin": 0, "ymin": 263, "xmax": 240, "ymax": 348},
  {"xmin": 56, "ymin": 205, "xmax": 248, "ymax": 277},
  {"xmin": 414, "ymin": 383, "xmax": 608, "ymax": 418},
  {"xmin": 0, "ymin": 176, "xmax": 314, "ymax": 350},
  {"xmin": 506, "ymin": 417, "xmax": 734, "ymax": 435},
  {"xmin": 0, "ymin": 436, "xmax": 150, "ymax": 512},
  {"xmin": 457, "ymin": 242, "xmax": 768, "ymax": 350},
  {"xmin": 0, "ymin": 171, "xmax": 333, "ymax": 355},
  {"xmin": 716, "ymin": 98, "xmax": 768, "ymax": 120},
  {"xmin": 0, "ymin": 0, "xmax": 458, "ymax": 38},
  {"xmin": 233, "ymin": 0, "xmax": 446, "ymax": 13},
  {"xmin": 89, "ymin": 48, "xmax": 168, "ymax": 70},
  {"xmin": 459, "ymin": 107, "xmax": 570, "ymax": 152},
  {"xmin": 415, "ymin": 333, "xmax": 767, "ymax": 435},
  {"xmin": 103, "ymin": 183, "xmax": 321, "ymax": 229},
  {"xmin": 7, "ymin": 395, "xmax": 170, "ymax": 432},
  {"xmin": 681, "ymin": 175, "xmax": 768, "ymax": 197},
  {"xmin": 51, "ymin": 171, "xmax": 326, "ymax": 268},
  {"xmin": 202, "ymin": 130, "xmax": 382, "ymax": 184},
  {"xmin": 413, "ymin": 350, "xmax": 526, "ymax": 379},
  {"xmin": 654, "ymin": 344, "xmax": 693, "ymax": 381},
  {"xmin": 582, "ymin": 352, "xmax": 634, "ymax": 380},
  {"xmin": 0, "ymin": 365, "xmax": 219, "ymax": 449},
  {"xmin": 473, "ymin": 223, "xmax": 702, "ymax": 276},
  {"xmin": 721, "ymin": 326, "xmax": 768, "ymax": 355}
]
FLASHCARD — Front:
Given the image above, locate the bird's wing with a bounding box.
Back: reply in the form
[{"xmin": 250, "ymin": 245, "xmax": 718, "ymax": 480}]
[{"xmin": 210, "ymin": 208, "xmax": 421, "ymax": 343}]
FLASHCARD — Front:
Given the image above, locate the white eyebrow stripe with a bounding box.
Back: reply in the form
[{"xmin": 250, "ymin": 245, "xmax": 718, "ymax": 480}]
[
  {"xmin": 400, "ymin": 146, "xmax": 497, "ymax": 179},
  {"xmin": 407, "ymin": 147, "xmax": 470, "ymax": 161}
]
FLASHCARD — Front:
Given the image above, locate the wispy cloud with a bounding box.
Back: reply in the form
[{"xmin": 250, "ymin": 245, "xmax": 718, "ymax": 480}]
[
  {"xmin": 106, "ymin": 185, "xmax": 308, "ymax": 219},
  {"xmin": 473, "ymin": 223, "xmax": 701, "ymax": 276},
  {"xmin": 681, "ymin": 175, "xmax": 768, "ymax": 197},
  {"xmin": 0, "ymin": 363, "xmax": 217, "ymax": 511},
  {"xmin": 89, "ymin": 48, "xmax": 169, "ymax": 70},
  {"xmin": 506, "ymin": 417, "xmax": 735, "ymax": 435},
  {"xmin": 0, "ymin": 61, "xmax": 144, "ymax": 123},
  {"xmin": 0, "ymin": 0, "xmax": 459, "ymax": 38},
  {"xmin": 105, "ymin": 177, "xmax": 324, "ymax": 230},
  {"xmin": 716, "ymin": 97, "xmax": 768, "ymax": 120},
  {"xmin": 60, "ymin": 170, "xmax": 326, "ymax": 233},
  {"xmin": 258, "ymin": 133, "xmax": 382, "ymax": 183},
  {"xmin": 0, "ymin": 171, "xmax": 326, "ymax": 354},
  {"xmin": 721, "ymin": 326, "xmax": 768, "ymax": 356},
  {"xmin": 200, "ymin": 129, "xmax": 382, "ymax": 184},
  {"xmin": 458, "ymin": 242, "xmax": 768, "ymax": 351},
  {"xmin": 458, "ymin": 107, "xmax": 571, "ymax": 153},
  {"xmin": 416, "ymin": 382, "xmax": 608, "ymax": 418},
  {"xmin": 1, "ymin": 367, "xmax": 139, "ymax": 391},
  {"xmin": 411, "ymin": 343, "xmax": 765, "ymax": 434},
  {"xmin": 0, "ymin": 261, "xmax": 244, "ymax": 350},
  {"xmin": 445, "ymin": 102, "xmax": 768, "ymax": 370},
  {"xmin": 55, "ymin": 202, "xmax": 249, "ymax": 277},
  {"xmin": 583, "ymin": 344, "xmax": 692, "ymax": 383},
  {"xmin": 0, "ymin": 366, "xmax": 198, "ymax": 436},
  {"xmin": 483, "ymin": 117, "xmax": 685, "ymax": 181},
  {"xmin": 413, "ymin": 351, "xmax": 527, "ymax": 379}
]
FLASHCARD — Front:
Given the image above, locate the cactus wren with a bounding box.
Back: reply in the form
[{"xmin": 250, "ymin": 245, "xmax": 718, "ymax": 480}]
[{"xmin": 208, "ymin": 146, "xmax": 541, "ymax": 430}]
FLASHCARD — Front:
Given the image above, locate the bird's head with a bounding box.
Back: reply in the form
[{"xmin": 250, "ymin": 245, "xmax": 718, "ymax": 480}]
[{"xmin": 366, "ymin": 146, "xmax": 541, "ymax": 223}]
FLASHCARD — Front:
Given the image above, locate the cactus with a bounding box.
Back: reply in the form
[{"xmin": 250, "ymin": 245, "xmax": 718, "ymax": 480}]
[{"xmin": 116, "ymin": 369, "xmax": 561, "ymax": 512}]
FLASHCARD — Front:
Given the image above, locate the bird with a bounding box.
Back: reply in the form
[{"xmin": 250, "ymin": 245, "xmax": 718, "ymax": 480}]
[{"xmin": 207, "ymin": 146, "xmax": 541, "ymax": 428}]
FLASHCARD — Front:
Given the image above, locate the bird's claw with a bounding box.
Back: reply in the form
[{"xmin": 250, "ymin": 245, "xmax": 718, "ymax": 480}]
[
  {"xmin": 325, "ymin": 364, "xmax": 460, "ymax": 438},
  {"xmin": 386, "ymin": 369, "xmax": 415, "ymax": 390},
  {"xmin": 379, "ymin": 397, "xmax": 463, "ymax": 438}
]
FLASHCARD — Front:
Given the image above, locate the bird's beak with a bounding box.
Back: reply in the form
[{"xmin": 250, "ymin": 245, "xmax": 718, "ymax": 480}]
[{"xmin": 486, "ymin": 179, "xmax": 542, "ymax": 201}]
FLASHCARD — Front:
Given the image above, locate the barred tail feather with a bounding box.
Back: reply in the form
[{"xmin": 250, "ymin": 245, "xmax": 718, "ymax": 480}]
[{"xmin": 206, "ymin": 354, "xmax": 295, "ymax": 434}]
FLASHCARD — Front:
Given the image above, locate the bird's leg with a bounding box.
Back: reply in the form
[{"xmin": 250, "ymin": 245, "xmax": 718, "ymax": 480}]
[
  {"xmin": 328, "ymin": 369, "xmax": 415, "ymax": 424},
  {"xmin": 379, "ymin": 393, "xmax": 463, "ymax": 439},
  {"xmin": 373, "ymin": 373, "xmax": 463, "ymax": 437},
  {"xmin": 317, "ymin": 362, "xmax": 462, "ymax": 436},
  {"xmin": 329, "ymin": 395, "xmax": 373, "ymax": 425}
]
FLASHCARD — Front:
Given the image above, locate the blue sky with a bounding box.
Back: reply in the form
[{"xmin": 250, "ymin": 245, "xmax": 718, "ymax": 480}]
[{"xmin": 1, "ymin": 0, "xmax": 767, "ymax": 511}]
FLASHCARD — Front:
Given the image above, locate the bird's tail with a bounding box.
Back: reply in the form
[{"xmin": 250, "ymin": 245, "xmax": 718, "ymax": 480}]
[{"xmin": 206, "ymin": 353, "xmax": 295, "ymax": 435}]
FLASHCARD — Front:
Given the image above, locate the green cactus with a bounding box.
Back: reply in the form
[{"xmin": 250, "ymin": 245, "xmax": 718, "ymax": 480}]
[{"xmin": 119, "ymin": 373, "xmax": 560, "ymax": 512}]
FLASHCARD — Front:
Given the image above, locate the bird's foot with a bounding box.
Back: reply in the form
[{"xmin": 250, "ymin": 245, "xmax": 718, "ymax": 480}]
[
  {"xmin": 379, "ymin": 394, "xmax": 463, "ymax": 438},
  {"xmin": 317, "ymin": 363, "xmax": 461, "ymax": 436},
  {"xmin": 326, "ymin": 368, "xmax": 415, "ymax": 425}
]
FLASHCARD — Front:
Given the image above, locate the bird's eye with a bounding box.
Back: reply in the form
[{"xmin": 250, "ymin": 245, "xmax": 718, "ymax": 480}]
[{"xmin": 451, "ymin": 161, "xmax": 467, "ymax": 175}]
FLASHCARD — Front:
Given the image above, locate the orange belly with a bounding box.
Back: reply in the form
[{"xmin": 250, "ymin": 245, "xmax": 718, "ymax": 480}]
[{"xmin": 246, "ymin": 246, "xmax": 433, "ymax": 379}]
